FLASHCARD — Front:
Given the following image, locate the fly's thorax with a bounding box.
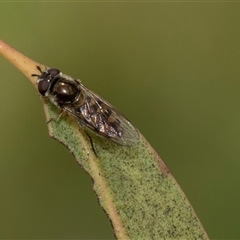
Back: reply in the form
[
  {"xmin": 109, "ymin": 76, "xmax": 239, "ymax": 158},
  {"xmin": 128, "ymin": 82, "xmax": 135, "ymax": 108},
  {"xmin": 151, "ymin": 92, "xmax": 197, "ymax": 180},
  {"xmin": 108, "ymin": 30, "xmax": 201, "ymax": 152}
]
[{"xmin": 49, "ymin": 78, "xmax": 82, "ymax": 107}]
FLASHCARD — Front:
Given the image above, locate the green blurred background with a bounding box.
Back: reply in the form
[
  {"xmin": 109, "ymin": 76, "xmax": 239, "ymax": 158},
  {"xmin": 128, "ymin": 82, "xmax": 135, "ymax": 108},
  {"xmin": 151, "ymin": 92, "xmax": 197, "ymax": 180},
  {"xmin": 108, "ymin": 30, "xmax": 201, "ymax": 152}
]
[{"xmin": 0, "ymin": 2, "xmax": 240, "ymax": 239}]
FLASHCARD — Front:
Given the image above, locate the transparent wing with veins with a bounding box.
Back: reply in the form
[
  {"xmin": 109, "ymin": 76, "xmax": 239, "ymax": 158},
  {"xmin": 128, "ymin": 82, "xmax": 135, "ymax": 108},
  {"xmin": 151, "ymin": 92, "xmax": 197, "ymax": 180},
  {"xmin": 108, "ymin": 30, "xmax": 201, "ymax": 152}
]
[{"xmin": 64, "ymin": 81, "xmax": 139, "ymax": 146}]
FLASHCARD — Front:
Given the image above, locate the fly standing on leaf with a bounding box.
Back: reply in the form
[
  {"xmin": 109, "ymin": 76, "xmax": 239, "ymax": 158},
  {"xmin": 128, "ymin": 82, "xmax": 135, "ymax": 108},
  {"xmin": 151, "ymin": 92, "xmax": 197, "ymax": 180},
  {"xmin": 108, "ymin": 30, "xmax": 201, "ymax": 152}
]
[{"xmin": 32, "ymin": 66, "xmax": 139, "ymax": 152}]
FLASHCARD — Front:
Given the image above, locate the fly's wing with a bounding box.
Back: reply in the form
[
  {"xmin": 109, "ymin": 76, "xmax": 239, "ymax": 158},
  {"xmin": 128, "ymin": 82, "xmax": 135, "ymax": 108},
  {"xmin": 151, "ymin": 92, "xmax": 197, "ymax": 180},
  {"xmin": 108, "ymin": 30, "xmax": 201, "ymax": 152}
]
[{"xmin": 69, "ymin": 82, "xmax": 139, "ymax": 146}]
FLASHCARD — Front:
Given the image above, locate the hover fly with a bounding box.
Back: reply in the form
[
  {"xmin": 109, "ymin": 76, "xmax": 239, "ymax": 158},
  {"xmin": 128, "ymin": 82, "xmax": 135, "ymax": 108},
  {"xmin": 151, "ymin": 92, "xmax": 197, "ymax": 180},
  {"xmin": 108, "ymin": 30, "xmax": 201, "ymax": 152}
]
[{"xmin": 32, "ymin": 67, "xmax": 139, "ymax": 146}]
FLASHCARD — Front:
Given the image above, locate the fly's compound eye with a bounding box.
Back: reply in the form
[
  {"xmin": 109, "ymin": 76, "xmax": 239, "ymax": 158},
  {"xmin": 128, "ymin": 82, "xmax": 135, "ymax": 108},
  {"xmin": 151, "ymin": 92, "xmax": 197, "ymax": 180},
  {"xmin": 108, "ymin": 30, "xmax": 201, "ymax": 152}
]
[
  {"xmin": 52, "ymin": 80, "xmax": 80, "ymax": 104},
  {"xmin": 48, "ymin": 68, "xmax": 60, "ymax": 78},
  {"xmin": 38, "ymin": 79, "xmax": 51, "ymax": 96}
]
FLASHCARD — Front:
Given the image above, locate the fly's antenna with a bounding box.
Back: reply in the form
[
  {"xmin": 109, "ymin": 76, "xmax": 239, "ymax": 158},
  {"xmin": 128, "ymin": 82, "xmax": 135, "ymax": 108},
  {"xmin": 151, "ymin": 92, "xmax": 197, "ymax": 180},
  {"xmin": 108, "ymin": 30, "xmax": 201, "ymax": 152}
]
[{"xmin": 32, "ymin": 65, "xmax": 43, "ymax": 77}]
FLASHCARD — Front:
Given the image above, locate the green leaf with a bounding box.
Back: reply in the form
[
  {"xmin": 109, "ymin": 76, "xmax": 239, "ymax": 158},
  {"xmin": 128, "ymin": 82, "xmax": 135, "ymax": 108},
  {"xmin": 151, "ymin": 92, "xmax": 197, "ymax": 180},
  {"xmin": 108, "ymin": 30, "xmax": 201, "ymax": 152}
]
[{"xmin": 0, "ymin": 39, "xmax": 209, "ymax": 239}]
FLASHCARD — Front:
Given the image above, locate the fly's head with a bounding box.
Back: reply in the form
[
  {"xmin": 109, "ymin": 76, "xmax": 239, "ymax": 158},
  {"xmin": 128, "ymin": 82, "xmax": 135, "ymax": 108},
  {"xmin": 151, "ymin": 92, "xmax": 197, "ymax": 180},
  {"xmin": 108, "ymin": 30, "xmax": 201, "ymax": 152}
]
[
  {"xmin": 35, "ymin": 68, "xmax": 61, "ymax": 97},
  {"xmin": 32, "ymin": 67, "xmax": 81, "ymax": 107}
]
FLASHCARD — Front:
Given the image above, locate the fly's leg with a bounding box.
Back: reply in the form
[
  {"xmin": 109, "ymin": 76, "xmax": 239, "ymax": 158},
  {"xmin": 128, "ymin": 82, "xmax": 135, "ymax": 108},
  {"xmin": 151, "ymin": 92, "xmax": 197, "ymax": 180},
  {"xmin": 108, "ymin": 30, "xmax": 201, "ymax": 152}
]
[
  {"xmin": 84, "ymin": 130, "xmax": 98, "ymax": 158},
  {"xmin": 46, "ymin": 110, "xmax": 64, "ymax": 124},
  {"xmin": 77, "ymin": 120, "xmax": 98, "ymax": 157},
  {"xmin": 46, "ymin": 108, "xmax": 98, "ymax": 157}
]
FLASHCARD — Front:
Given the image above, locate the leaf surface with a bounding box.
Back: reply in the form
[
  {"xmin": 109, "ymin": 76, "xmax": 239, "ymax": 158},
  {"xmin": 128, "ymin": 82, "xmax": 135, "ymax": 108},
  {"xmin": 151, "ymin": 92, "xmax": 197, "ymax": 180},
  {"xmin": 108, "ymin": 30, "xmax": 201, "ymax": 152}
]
[{"xmin": 0, "ymin": 39, "xmax": 209, "ymax": 239}]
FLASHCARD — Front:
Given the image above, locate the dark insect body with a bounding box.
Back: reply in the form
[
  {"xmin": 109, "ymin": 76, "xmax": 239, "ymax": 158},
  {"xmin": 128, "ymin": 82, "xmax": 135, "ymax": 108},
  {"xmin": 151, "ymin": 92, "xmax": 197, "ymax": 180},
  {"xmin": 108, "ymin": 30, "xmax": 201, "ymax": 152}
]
[{"xmin": 32, "ymin": 67, "xmax": 139, "ymax": 147}]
